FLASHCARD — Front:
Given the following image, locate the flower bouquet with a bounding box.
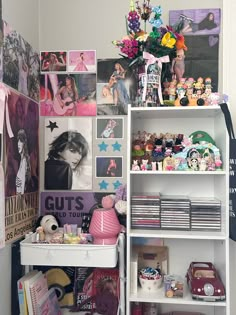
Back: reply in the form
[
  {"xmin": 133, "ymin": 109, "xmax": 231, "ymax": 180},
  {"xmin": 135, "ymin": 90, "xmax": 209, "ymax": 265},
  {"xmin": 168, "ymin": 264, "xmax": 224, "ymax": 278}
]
[{"xmin": 112, "ymin": 0, "xmax": 187, "ymax": 106}]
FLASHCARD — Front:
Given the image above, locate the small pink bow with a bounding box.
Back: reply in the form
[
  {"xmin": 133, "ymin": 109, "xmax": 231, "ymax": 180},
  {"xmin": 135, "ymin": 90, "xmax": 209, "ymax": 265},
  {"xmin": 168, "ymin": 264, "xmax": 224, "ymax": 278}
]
[
  {"xmin": 0, "ymin": 83, "xmax": 13, "ymax": 138},
  {"xmin": 142, "ymin": 52, "xmax": 170, "ymax": 105}
]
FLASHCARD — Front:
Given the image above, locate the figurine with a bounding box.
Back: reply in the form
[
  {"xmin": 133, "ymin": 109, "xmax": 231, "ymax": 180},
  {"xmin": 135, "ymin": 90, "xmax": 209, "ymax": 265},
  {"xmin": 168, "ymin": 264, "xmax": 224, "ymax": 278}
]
[
  {"xmin": 141, "ymin": 159, "xmax": 148, "ymax": 171},
  {"xmin": 163, "ymin": 156, "xmax": 175, "ymax": 171},
  {"xmin": 151, "ymin": 161, "xmax": 157, "ymax": 171},
  {"xmin": 171, "ymin": 48, "xmax": 186, "ymax": 82},
  {"xmin": 132, "ymin": 160, "xmax": 140, "ymax": 171}
]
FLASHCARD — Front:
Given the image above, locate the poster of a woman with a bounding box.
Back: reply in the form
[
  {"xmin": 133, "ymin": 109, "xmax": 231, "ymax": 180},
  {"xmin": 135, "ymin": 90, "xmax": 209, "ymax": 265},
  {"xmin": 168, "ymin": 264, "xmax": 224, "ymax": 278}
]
[{"xmin": 5, "ymin": 90, "xmax": 39, "ymax": 197}]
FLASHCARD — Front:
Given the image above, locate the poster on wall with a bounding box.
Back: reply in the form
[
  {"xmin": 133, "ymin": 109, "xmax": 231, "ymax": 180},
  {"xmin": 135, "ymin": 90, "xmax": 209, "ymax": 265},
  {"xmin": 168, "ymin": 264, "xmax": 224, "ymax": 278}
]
[
  {"xmin": 40, "ymin": 51, "xmax": 67, "ymax": 72},
  {"xmin": 2, "ymin": 21, "xmax": 40, "ymax": 101},
  {"xmin": 44, "ymin": 117, "xmax": 93, "ymax": 191},
  {"xmin": 40, "ymin": 73, "xmax": 97, "ymax": 116},
  {"xmin": 40, "ymin": 191, "xmax": 109, "ymax": 226},
  {"xmin": 68, "ymin": 50, "xmax": 96, "ymax": 73},
  {"xmin": 5, "ymin": 89, "xmax": 39, "ymax": 243},
  {"xmin": 97, "ymin": 59, "xmax": 135, "ymax": 115},
  {"xmin": 169, "ymin": 8, "xmax": 221, "ymax": 91}
]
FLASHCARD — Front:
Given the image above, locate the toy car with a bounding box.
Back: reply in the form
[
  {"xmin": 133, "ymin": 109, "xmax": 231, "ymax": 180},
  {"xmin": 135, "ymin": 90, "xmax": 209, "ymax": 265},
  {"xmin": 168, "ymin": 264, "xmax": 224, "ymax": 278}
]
[{"xmin": 186, "ymin": 262, "xmax": 226, "ymax": 301}]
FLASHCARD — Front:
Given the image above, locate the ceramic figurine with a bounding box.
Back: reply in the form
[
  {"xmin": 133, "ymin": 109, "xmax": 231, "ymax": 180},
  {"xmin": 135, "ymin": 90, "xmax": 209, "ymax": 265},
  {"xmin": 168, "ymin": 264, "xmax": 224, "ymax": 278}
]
[
  {"xmin": 151, "ymin": 161, "xmax": 157, "ymax": 171},
  {"xmin": 132, "ymin": 160, "xmax": 140, "ymax": 171},
  {"xmin": 163, "ymin": 156, "xmax": 175, "ymax": 171},
  {"xmin": 141, "ymin": 159, "xmax": 148, "ymax": 171}
]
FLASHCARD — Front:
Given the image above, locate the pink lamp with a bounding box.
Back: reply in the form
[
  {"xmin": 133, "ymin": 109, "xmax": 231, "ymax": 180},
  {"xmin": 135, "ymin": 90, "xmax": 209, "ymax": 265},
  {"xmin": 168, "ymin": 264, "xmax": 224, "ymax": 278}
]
[{"xmin": 89, "ymin": 195, "xmax": 121, "ymax": 245}]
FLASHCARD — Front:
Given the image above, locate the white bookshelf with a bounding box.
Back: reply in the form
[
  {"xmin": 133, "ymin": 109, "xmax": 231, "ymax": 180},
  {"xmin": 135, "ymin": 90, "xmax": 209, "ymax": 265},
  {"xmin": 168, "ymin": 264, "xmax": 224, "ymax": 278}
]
[{"xmin": 126, "ymin": 106, "xmax": 230, "ymax": 315}]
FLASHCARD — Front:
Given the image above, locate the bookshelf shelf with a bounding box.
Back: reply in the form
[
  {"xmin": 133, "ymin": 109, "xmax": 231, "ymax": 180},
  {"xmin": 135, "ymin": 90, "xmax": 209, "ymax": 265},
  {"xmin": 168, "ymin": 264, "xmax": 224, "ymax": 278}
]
[{"xmin": 127, "ymin": 105, "xmax": 230, "ymax": 315}]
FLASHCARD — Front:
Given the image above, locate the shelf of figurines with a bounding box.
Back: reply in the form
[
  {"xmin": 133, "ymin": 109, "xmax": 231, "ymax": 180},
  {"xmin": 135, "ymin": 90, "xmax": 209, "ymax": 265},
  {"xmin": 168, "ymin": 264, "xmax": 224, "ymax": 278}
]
[
  {"xmin": 131, "ymin": 130, "xmax": 225, "ymax": 173},
  {"xmin": 20, "ymin": 229, "xmax": 119, "ymax": 268}
]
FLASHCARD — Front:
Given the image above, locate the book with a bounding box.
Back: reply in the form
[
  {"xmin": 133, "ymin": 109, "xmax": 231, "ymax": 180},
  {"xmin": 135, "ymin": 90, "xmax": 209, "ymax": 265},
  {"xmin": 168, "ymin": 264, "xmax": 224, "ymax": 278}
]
[
  {"xmin": 74, "ymin": 267, "xmax": 120, "ymax": 314},
  {"xmin": 29, "ymin": 272, "xmax": 48, "ymax": 315},
  {"xmin": 36, "ymin": 288, "xmax": 61, "ymax": 315},
  {"xmin": 24, "ymin": 271, "xmax": 43, "ymax": 315},
  {"xmin": 17, "ymin": 270, "xmax": 39, "ymax": 315}
]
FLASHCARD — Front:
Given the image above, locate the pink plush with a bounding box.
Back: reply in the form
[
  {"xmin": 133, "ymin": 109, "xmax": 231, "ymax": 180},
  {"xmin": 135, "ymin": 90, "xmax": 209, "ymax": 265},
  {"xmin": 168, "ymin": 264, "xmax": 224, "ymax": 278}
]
[{"xmin": 102, "ymin": 195, "xmax": 114, "ymax": 209}]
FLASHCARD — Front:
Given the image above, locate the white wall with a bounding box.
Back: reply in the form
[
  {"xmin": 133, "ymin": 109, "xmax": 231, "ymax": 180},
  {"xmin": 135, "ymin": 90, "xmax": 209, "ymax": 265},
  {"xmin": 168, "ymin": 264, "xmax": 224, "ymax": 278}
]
[{"xmin": 1, "ymin": 1, "xmax": 39, "ymax": 314}]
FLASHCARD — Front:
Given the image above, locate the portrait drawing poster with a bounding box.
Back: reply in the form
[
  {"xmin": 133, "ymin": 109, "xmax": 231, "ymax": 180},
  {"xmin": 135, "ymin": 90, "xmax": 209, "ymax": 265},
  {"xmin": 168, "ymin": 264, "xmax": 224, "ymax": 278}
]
[
  {"xmin": 169, "ymin": 9, "xmax": 221, "ymax": 91},
  {"xmin": 5, "ymin": 89, "xmax": 39, "ymax": 243},
  {"xmin": 3, "ymin": 21, "xmax": 40, "ymax": 101},
  {"xmin": 44, "ymin": 117, "xmax": 92, "ymax": 191}
]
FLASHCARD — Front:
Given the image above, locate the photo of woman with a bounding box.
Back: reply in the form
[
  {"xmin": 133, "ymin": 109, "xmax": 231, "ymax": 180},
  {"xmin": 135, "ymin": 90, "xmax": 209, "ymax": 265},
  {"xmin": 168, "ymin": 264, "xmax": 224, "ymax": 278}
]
[
  {"xmin": 169, "ymin": 9, "xmax": 221, "ymax": 36},
  {"xmin": 5, "ymin": 91, "xmax": 39, "ymax": 197},
  {"xmin": 68, "ymin": 50, "xmax": 96, "ymax": 73},
  {"xmin": 44, "ymin": 118, "xmax": 92, "ymax": 190},
  {"xmin": 40, "ymin": 51, "xmax": 67, "ymax": 72},
  {"xmin": 16, "ymin": 129, "xmax": 31, "ymax": 194},
  {"xmin": 97, "ymin": 59, "xmax": 132, "ymax": 115},
  {"xmin": 40, "ymin": 73, "xmax": 97, "ymax": 116},
  {"xmin": 96, "ymin": 157, "xmax": 122, "ymax": 178}
]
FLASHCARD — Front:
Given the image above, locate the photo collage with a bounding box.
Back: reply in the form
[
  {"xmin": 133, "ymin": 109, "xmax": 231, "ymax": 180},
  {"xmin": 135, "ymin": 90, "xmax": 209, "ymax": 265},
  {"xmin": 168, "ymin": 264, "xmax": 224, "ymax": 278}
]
[{"xmin": 40, "ymin": 50, "xmax": 127, "ymax": 193}]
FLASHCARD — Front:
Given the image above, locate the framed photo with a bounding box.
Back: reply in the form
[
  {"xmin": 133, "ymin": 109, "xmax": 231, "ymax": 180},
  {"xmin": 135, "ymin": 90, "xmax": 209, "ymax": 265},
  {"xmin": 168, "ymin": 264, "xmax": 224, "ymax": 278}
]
[
  {"xmin": 96, "ymin": 117, "xmax": 124, "ymax": 139},
  {"xmin": 40, "ymin": 73, "xmax": 96, "ymax": 116},
  {"xmin": 95, "ymin": 156, "xmax": 123, "ymax": 178},
  {"xmin": 68, "ymin": 50, "xmax": 96, "ymax": 73},
  {"xmin": 40, "ymin": 51, "xmax": 67, "ymax": 73}
]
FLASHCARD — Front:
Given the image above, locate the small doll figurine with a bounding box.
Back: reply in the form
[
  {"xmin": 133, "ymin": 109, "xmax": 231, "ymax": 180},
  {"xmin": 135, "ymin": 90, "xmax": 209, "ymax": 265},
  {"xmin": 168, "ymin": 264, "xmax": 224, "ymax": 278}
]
[
  {"xmin": 174, "ymin": 134, "xmax": 184, "ymax": 153},
  {"xmin": 162, "ymin": 80, "xmax": 170, "ymax": 99},
  {"xmin": 163, "ymin": 156, "xmax": 175, "ymax": 171},
  {"xmin": 152, "ymin": 138, "xmax": 164, "ymax": 158},
  {"xmin": 132, "ymin": 140, "xmax": 145, "ymax": 157},
  {"xmin": 132, "ymin": 160, "xmax": 140, "ymax": 171},
  {"xmin": 164, "ymin": 142, "xmax": 173, "ymax": 157},
  {"xmin": 141, "ymin": 159, "xmax": 148, "ymax": 171},
  {"xmin": 215, "ymin": 155, "xmax": 223, "ymax": 170},
  {"xmin": 189, "ymin": 158, "xmax": 199, "ymax": 171},
  {"xmin": 199, "ymin": 158, "xmax": 207, "ymax": 171},
  {"xmin": 151, "ymin": 161, "xmax": 157, "ymax": 171},
  {"xmin": 168, "ymin": 81, "xmax": 177, "ymax": 102}
]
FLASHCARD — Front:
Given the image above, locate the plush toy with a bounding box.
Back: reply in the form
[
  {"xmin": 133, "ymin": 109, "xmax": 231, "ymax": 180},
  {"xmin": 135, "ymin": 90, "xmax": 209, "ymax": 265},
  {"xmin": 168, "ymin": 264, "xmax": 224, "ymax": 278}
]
[{"xmin": 35, "ymin": 214, "xmax": 62, "ymax": 243}]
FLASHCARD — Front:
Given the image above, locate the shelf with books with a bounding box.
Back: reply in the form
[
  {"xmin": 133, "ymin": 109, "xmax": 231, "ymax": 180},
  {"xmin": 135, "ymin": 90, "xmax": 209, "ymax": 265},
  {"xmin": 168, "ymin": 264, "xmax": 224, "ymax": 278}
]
[{"xmin": 126, "ymin": 105, "xmax": 230, "ymax": 315}]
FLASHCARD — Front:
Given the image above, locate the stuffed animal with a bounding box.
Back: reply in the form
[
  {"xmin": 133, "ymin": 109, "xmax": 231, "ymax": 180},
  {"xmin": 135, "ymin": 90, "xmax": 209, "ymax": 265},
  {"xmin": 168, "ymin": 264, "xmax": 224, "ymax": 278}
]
[{"xmin": 35, "ymin": 214, "xmax": 62, "ymax": 243}]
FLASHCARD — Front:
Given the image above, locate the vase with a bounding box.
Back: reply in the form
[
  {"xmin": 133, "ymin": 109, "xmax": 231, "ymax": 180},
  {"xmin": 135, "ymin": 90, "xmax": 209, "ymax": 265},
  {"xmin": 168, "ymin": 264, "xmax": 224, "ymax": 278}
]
[{"xmin": 89, "ymin": 208, "xmax": 121, "ymax": 245}]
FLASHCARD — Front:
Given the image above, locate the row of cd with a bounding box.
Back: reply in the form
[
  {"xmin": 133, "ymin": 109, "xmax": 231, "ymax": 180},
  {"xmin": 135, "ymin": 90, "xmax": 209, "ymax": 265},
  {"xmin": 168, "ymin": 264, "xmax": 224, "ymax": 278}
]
[{"xmin": 131, "ymin": 194, "xmax": 221, "ymax": 231}]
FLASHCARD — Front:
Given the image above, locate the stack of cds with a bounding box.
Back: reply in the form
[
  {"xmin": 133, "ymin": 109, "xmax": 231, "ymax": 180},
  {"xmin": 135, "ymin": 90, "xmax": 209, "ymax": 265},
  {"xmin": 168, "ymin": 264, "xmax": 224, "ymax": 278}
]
[
  {"xmin": 131, "ymin": 193, "xmax": 161, "ymax": 229},
  {"xmin": 160, "ymin": 196, "xmax": 191, "ymax": 230},
  {"xmin": 190, "ymin": 197, "xmax": 221, "ymax": 231}
]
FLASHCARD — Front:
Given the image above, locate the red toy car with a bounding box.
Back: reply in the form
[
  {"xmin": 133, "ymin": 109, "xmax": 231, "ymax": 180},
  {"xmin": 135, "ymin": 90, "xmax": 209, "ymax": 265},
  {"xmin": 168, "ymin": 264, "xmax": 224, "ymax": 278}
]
[{"xmin": 186, "ymin": 262, "xmax": 226, "ymax": 301}]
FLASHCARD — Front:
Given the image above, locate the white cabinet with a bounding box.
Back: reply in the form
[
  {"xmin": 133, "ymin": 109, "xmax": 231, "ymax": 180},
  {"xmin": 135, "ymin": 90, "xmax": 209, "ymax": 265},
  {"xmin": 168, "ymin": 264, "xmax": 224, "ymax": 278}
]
[{"xmin": 126, "ymin": 106, "xmax": 229, "ymax": 315}]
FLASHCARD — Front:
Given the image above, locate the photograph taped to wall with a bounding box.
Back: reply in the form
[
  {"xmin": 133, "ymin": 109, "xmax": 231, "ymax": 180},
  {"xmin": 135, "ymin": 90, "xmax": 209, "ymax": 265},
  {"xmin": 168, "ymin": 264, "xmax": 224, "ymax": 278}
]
[
  {"xmin": 97, "ymin": 58, "xmax": 135, "ymax": 115},
  {"xmin": 169, "ymin": 8, "xmax": 221, "ymax": 36},
  {"xmin": 2, "ymin": 21, "xmax": 40, "ymax": 101},
  {"xmin": 40, "ymin": 51, "xmax": 67, "ymax": 73},
  {"xmin": 96, "ymin": 117, "xmax": 124, "ymax": 139},
  {"xmin": 96, "ymin": 156, "xmax": 123, "ymax": 178},
  {"xmin": 40, "ymin": 73, "xmax": 96, "ymax": 116},
  {"xmin": 68, "ymin": 50, "xmax": 96, "ymax": 73},
  {"xmin": 44, "ymin": 117, "xmax": 92, "ymax": 191}
]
